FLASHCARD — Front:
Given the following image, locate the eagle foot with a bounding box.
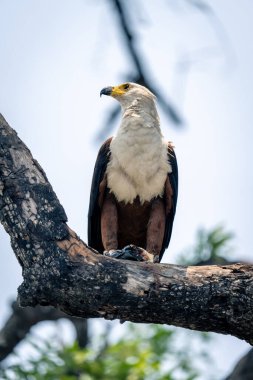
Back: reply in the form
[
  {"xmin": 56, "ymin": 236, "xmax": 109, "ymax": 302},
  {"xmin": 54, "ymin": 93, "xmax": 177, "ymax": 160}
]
[{"xmin": 103, "ymin": 245, "xmax": 154, "ymax": 262}]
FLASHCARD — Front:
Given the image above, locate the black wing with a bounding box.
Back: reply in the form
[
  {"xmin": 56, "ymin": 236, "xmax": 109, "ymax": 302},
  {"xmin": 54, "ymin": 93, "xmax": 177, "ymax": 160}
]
[
  {"xmin": 88, "ymin": 137, "xmax": 112, "ymax": 253},
  {"xmin": 159, "ymin": 145, "xmax": 178, "ymax": 261}
]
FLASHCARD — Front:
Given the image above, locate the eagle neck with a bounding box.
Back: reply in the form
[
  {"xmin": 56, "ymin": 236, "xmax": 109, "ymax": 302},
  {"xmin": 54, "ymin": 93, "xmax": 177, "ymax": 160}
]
[{"xmin": 120, "ymin": 97, "xmax": 160, "ymax": 131}]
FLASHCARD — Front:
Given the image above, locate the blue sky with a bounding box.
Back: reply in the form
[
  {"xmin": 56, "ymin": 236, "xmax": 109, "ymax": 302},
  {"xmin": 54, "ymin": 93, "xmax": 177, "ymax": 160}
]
[{"xmin": 0, "ymin": 0, "xmax": 253, "ymax": 377}]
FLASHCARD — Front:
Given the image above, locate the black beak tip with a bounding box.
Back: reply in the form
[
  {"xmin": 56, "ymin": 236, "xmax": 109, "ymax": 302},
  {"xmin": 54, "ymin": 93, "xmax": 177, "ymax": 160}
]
[{"xmin": 100, "ymin": 86, "xmax": 112, "ymax": 97}]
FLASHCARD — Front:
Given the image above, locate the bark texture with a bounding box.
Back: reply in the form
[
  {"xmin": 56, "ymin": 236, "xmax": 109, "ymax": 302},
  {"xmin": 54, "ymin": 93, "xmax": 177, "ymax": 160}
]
[{"xmin": 0, "ymin": 114, "xmax": 253, "ymax": 345}]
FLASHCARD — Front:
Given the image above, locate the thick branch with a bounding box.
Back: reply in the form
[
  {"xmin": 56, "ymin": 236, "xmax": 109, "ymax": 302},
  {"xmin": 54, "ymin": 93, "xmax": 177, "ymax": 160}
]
[
  {"xmin": 225, "ymin": 348, "xmax": 253, "ymax": 380},
  {"xmin": 0, "ymin": 114, "xmax": 253, "ymax": 345}
]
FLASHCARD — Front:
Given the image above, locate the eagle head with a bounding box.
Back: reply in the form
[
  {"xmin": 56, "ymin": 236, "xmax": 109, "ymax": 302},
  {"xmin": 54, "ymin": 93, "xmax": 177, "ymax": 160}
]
[{"xmin": 100, "ymin": 82, "xmax": 156, "ymax": 108}]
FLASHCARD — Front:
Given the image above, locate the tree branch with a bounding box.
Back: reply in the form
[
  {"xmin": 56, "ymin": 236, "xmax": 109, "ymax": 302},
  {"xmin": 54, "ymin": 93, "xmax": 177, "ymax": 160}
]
[
  {"xmin": 0, "ymin": 114, "xmax": 253, "ymax": 345},
  {"xmin": 0, "ymin": 301, "xmax": 88, "ymax": 362},
  {"xmin": 112, "ymin": 0, "xmax": 182, "ymax": 123},
  {"xmin": 225, "ymin": 348, "xmax": 253, "ymax": 380},
  {"xmin": 95, "ymin": 0, "xmax": 183, "ymax": 141}
]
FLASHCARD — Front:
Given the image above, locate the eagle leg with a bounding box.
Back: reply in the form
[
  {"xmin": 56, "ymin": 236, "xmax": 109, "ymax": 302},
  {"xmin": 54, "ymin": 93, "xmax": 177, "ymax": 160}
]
[
  {"xmin": 101, "ymin": 192, "xmax": 118, "ymax": 251},
  {"xmin": 146, "ymin": 197, "xmax": 166, "ymax": 262}
]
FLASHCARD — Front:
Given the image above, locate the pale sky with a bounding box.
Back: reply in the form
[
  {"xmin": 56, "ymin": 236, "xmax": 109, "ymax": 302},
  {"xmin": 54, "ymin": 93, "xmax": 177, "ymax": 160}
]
[{"xmin": 0, "ymin": 0, "xmax": 253, "ymax": 378}]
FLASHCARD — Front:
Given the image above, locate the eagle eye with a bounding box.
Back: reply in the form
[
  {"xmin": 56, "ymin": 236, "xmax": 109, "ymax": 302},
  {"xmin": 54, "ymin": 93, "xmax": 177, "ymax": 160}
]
[{"xmin": 123, "ymin": 83, "xmax": 130, "ymax": 90}]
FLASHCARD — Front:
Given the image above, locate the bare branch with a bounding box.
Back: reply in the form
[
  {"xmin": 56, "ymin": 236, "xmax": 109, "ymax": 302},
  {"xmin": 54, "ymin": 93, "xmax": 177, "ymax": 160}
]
[
  {"xmin": 185, "ymin": 0, "xmax": 235, "ymax": 67},
  {"xmin": 0, "ymin": 301, "xmax": 88, "ymax": 362},
  {"xmin": 225, "ymin": 348, "xmax": 253, "ymax": 380},
  {"xmin": 95, "ymin": 0, "xmax": 183, "ymax": 141}
]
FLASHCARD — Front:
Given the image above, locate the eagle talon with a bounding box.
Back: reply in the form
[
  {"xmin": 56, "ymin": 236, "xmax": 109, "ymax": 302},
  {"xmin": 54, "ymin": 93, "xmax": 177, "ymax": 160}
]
[
  {"xmin": 103, "ymin": 249, "xmax": 121, "ymax": 257},
  {"xmin": 123, "ymin": 245, "xmax": 154, "ymax": 262},
  {"xmin": 153, "ymin": 255, "xmax": 160, "ymax": 263}
]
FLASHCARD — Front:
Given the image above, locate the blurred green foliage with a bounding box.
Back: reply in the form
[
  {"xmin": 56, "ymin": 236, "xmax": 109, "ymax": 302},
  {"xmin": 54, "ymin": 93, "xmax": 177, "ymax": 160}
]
[
  {"xmin": 177, "ymin": 225, "xmax": 235, "ymax": 265},
  {"xmin": 0, "ymin": 324, "xmax": 212, "ymax": 380}
]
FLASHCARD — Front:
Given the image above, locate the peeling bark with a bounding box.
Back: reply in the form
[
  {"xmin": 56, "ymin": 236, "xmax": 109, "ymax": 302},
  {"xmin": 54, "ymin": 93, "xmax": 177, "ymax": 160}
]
[{"xmin": 0, "ymin": 114, "xmax": 253, "ymax": 345}]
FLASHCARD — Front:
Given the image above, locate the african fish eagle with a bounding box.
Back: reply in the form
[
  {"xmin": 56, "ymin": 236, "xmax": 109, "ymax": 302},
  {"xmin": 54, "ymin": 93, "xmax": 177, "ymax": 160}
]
[{"xmin": 88, "ymin": 82, "xmax": 178, "ymax": 263}]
